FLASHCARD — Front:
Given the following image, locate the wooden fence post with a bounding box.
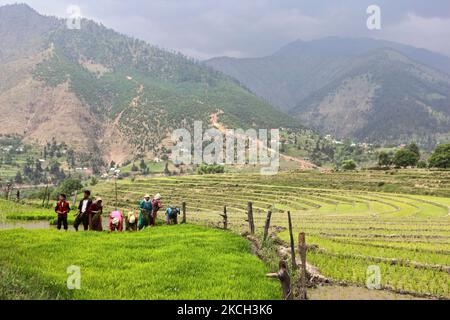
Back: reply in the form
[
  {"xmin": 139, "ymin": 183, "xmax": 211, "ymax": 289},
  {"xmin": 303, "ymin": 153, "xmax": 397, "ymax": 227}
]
[
  {"xmin": 267, "ymin": 260, "xmax": 292, "ymax": 300},
  {"xmin": 72, "ymin": 191, "xmax": 78, "ymax": 207},
  {"xmin": 247, "ymin": 202, "xmax": 255, "ymax": 234},
  {"xmin": 298, "ymin": 232, "xmax": 307, "ymax": 300},
  {"xmin": 182, "ymin": 202, "xmax": 187, "ymax": 224},
  {"xmin": 220, "ymin": 206, "xmax": 228, "ymax": 230},
  {"xmin": 263, "ymin": 210, "xmax": 272, "ymax": 241},
  {"xmin": 46, "ymin": 191, "xmax": 50, "ymax": 207},
  {"xmin": 114, "ymin": 178, "xmax": 118, "ymax": 211},
  {"xmin": 5, "ymin": 182, "xmax": 12, "ymax": 200},
  {"xmin": 287, "ymin": 211, "xmax": 297, "ymax": 269},
  {"xmin": 42, "ymin": 185, "xmax": 48, "ymax": 207}
]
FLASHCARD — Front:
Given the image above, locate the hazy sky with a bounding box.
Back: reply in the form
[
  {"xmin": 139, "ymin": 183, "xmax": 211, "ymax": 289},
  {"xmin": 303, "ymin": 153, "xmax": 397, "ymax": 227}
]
[{"xmin": 1, "ymin": 0, "xmax": 450, "ymax": 59}]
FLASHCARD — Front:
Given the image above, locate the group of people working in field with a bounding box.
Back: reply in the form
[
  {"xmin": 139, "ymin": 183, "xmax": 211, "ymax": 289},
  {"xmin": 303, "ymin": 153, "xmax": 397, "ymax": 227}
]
[{"xmin": 54, "ymin": 190, "xmax": 181, "ymax": 232}]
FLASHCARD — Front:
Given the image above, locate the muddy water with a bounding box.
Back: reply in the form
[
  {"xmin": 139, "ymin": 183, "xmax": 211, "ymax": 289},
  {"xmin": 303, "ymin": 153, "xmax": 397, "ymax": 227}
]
[
  {"xmin": 0, "ymin": 220, "xmax": 52, "ymax": 230},
  {"xmin": 309, "ymin": 285, "xmax": 429, "ymax": 300},
  {"xmin": 0, "ymin": 218, "xmax": 111, "ymax": 231}
]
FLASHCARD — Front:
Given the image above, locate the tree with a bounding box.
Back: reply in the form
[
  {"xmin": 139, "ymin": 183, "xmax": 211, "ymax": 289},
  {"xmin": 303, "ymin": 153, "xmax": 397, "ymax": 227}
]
[
  {"xmin": 131, "ymin": 163, "xmax": 139, "ymax": 172},
  {"xmin": 58, "ymin": 169, "xmax": 66, "ymax": 182},
  {"xmin": 429, "ymin": 144, "xmax": 450, "ymax": 168},
  {"xmin": 4, "ymin": 153, "xmax": 13, "ymax": 165},
  {"xmin": 139, "ymin": 159, "xmax": 148, "ymax": 174},
  {"xmin": 406, "ymin": 143, "xmax": 420, "ymax": 158},
  {"xmin": 90, "ymin": 176, "xmax": 99, "ymax": 186},
  {"xmin": 341, "ymin": 160, "xmax": 357, "ymax": 171},
  {"xmin": 280, "ymin": 142, "xmax": 287, "ymax": 153},
  {"xmin": 66, "ymin": 149, "xmax": 76, "ymax": 168},
  {"xmin": 15, "ymin": 171, "xmax": 23, "ymax": 184},
  {"xmin": 50, "ymin": 161, "xmax": 61, "ymax": 176},
  {"xmin": 164, "ymin": 162, "xmax": 171, "ymax": 175},
  {"xmin": 378, "ymin": 151, "xmax": 392, "ymax": 167},
  {"xmin": 393, "ymin": 149, "xmax": 419, "ymax": 168},
  {"xmin": 58, "ymin": 178, "xmax": 83, "ymax": 196}
]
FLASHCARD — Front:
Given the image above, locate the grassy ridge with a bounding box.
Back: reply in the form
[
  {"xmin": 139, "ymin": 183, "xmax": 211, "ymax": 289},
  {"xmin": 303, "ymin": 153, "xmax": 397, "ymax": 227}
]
[
  {"xmin": 0, "ymin": 225, "xmax": 280, "ymax": 300},
  {"xmin": 0, "ymin": 199, "xmax": 54, "ymax": 221}
]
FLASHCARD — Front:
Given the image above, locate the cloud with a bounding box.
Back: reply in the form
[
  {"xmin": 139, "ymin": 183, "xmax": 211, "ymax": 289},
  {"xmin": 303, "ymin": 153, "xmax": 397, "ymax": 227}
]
[
  {"xmin": 0, "ymin": 0, "xmax": 449, "ymax": 59},
  {"xmin": 379, "ymin": 13, "xmax": 450, "ymax": 57}
]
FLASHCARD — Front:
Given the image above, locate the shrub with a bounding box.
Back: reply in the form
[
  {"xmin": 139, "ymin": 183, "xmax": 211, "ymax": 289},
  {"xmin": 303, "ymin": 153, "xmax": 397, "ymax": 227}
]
[
  {"xmin": 341, "ymin": 160, "xmax": 357, "ymax": 171},
  {"xmin": 90, "ymin": 176, "xmax": 99, "ymax": 186},
  {"xmin": 197, "ymin": 164, "xmax": 225, "ymax": 175},
  {"xmin": 417, "ymin": 160, "xmax": 428, "ymax": 169}
]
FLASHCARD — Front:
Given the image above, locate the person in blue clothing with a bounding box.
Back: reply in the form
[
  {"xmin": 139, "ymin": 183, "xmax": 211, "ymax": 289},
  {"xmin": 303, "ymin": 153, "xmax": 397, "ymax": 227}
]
[
  {"xmin": 138, "ymin": 194, "xmax": 153, "ymax": 230},
  {"xmin": 166, "ymin": 206, "xmax": 180, "ymax": 225}
]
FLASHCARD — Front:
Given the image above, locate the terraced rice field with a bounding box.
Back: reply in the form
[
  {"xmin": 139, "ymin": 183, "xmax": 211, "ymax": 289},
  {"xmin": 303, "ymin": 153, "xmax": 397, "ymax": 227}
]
[{"xmin": 93, "ymin": 172, "xmax": 450, "ymax": 299}]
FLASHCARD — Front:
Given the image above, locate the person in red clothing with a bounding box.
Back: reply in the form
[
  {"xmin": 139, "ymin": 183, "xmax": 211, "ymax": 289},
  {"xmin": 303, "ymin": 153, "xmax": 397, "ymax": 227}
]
[
  {"xmin": 151, "ymin": 193, "xmax": 162, "ymax": 226},
  {"xmin": 89, "ymin": 198, "xmax": 103, "ymax": 231},
  {"xmin": 55, "ymin": 193, "xmax": 70, "ymax": 231}
]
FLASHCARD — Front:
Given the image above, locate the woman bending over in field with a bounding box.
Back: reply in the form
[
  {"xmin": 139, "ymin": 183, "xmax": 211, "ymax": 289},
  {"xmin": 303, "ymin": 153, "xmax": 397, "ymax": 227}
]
[{"xmin": 109, "ymin": 211, "xmax": 124, "ymax": 232}]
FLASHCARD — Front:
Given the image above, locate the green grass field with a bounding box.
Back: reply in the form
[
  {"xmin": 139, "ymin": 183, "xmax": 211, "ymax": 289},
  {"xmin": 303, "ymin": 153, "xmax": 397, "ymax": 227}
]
[{"xmin": 0, "ymin": 224, "xmax": 280, "ymax": 300}]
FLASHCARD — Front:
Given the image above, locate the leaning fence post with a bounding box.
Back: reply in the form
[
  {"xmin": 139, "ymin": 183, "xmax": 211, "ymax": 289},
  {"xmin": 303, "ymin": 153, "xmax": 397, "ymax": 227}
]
[
  {"xmin": 267, "ymin": 260, "xmax": 292, "ymax": 300},
  {"xmin": 182, "ymin": 202, "xmax": 187, "ymax": 224},
  {"xmin": 247, "ymin": 202, "xmax": 255, "ymax": 234},
  {"xmin": 263, "ymin": 210, "xmax": 272, "ymax": 241},
  {"xmin": 298, "ymin": 232, "xmax": 307, "ymax": 300},
  {"xmin": 287, "ymin": 211, "xmax": 297, "ymax": 269},
  {"xmin": 220, "ymin": 206, "xmax": 228, "ymax": 230}
]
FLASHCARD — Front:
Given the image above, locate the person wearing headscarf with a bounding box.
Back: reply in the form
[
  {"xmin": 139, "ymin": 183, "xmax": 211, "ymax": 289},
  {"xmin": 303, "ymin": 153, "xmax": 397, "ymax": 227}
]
[
  {"xmin": 89, "ymin": 198, "xmax": 104, "ymax": 231},
  {"xmin": 109, "ymin": 211, "xmax": 124, "ymax": 232},
  {"xmin": 138, "ymin": 194, "xmax": 152, "ymax": 230},
  {"xmin": 126, "ymin": 211, "xmax": 138, "ymax": 231},
  {"xmin": 151, "ymin": 193, "xmax": 162, "ymax": 226},
  {"xmin": 166, "ymin": 206, "xmax": 180, "ymax": 225}
]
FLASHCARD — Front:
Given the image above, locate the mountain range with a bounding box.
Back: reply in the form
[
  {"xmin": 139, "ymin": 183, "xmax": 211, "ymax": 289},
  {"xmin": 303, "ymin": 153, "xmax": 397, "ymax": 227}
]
[
  {"xmin": 2, "ymin": 2, "xmax": 450, "ymax": 170},
  {"xmin": 0, "ymin": 4, "xmax": 301, "ymax": 165},
  {"xmin": 206, "ymin": 37, "xmax": 450, "ymax": 148}
]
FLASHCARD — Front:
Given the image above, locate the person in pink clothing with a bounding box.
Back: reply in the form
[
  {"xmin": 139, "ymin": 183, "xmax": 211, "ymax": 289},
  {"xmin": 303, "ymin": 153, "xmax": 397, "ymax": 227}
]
[{"xmin": 109, "ymin": 211, "xmax": 124, "ymax": 232}]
